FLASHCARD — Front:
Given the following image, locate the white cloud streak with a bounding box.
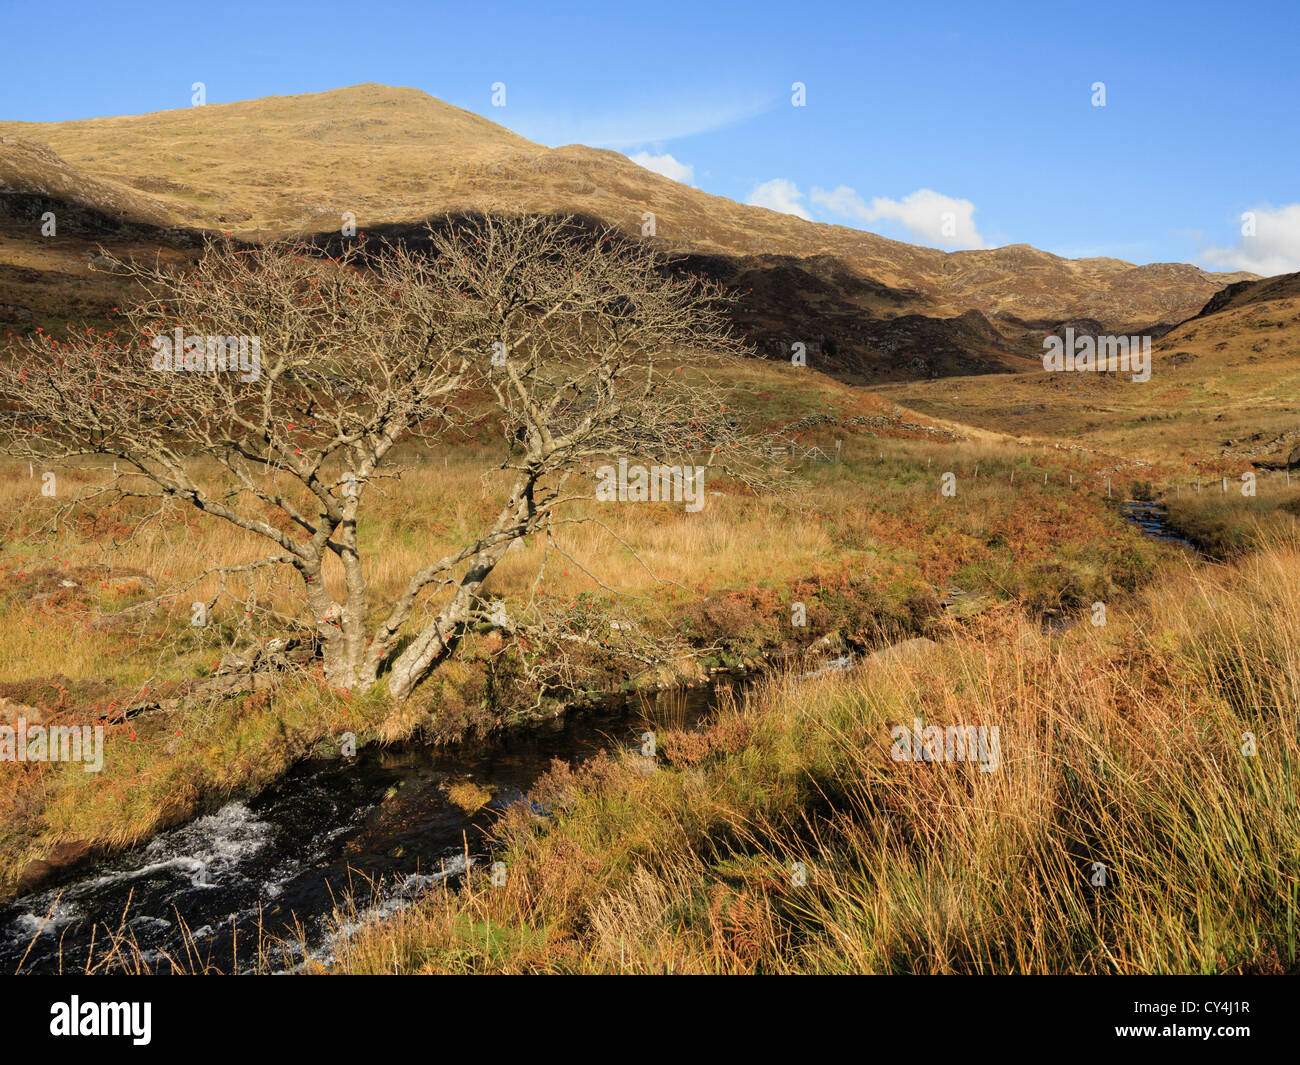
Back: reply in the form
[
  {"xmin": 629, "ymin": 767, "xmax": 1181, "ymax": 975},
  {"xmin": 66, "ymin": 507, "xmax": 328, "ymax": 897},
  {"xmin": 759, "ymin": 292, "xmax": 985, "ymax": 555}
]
[{"xmin": 509, "ymin": 93, "xmax": 775, "ymax": 149}]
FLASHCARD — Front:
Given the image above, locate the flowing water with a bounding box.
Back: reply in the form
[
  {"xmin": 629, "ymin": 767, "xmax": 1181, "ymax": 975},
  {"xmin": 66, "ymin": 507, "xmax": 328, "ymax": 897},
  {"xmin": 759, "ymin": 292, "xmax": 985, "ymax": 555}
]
[
  {"xmin": 0, "ymin": 684, "xmax": 733, "ymax": 974},
  {"xmin": 1, "ymin": 501, "xmax": 1192, "ymax": 974},
  {"xmin": 1122, "ymin": 499, "xmax": 1202, "ymax": 553}
]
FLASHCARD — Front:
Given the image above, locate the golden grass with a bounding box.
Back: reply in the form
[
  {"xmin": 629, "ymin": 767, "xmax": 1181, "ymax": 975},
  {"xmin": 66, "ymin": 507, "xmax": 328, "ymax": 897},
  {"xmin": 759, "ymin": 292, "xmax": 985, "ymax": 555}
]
[
  {"xmin": 883, "ymin": 283, "xmax": 1300, "ymax": 470},
  {"xmin": 317, "ymin": 536, "xmax": 1300, "ymax": 974},
  {"xmin": 0, "ymin": 362, "xmax": 1197, "ymax": 900},
  {"xmin": 446, "ymin": 781, "xmax": 494, "ymax": 814}
]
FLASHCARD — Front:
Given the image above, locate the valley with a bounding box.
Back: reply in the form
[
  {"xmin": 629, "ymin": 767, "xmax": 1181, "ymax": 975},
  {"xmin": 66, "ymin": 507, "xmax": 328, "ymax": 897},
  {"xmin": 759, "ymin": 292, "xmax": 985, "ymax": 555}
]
[{"xmin": 1, "ymin": 79, "xmax": 1297, "ymax": 980}]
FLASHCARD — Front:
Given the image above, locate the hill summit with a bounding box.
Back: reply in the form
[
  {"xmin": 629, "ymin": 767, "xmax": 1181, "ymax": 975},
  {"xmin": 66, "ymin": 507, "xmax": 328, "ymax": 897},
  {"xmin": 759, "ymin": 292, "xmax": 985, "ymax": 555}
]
[{"xmin": 0, "ymin": 84, "xmax": 1258, "ymax": 373}]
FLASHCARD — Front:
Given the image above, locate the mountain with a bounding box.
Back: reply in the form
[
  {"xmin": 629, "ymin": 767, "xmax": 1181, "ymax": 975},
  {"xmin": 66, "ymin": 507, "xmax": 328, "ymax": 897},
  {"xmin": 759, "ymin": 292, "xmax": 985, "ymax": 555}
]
[
  {"xmin": 880, "ymin": 269, "xmax": 1300, "ymax": 469},
  {"xmin": 0, "ymin": 84, "xmax": 1256, "ymax": 377}
]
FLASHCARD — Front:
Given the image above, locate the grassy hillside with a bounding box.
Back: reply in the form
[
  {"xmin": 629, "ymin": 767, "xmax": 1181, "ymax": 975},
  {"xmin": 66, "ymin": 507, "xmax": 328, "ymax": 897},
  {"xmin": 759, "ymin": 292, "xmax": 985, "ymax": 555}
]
[
  {"xmin": 1, "ymin": 83, "xmax": 1292, "ymax": 976},
  {"xmin": 1, "ymin": 85, "xmax": 1250, "ymax": 346},
  {"xmin": 882, "ymin": 271, "xmax": 1300, "ymax": 475}
]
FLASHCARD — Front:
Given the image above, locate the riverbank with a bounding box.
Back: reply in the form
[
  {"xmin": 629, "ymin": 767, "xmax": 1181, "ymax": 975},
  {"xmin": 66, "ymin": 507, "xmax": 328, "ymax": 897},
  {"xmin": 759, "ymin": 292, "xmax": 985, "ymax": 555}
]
[
  {"xmin": 1159, "ymin": 488, "xmax": 1300, "ymax": 560},
  {"xmin": 0, "ymin": 682, "xmax": 733, "ymax": 973},
  {"xmin": 0, "ymin": 369, "xmax": 1174, "ymax": 904},
  {"xmin": 323, "ymin": 535, "xmax": 1300, "ymax": 974},
  {"xmin": 4, "ymin": 492, "xmax": 1289, "ymax": 970}
]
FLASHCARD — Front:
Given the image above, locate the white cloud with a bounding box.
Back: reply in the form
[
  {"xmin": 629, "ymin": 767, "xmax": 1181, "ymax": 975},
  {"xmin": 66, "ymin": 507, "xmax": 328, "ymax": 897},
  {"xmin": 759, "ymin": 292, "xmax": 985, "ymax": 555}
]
[
  {"xmin": 810, "ymin": 185, "xmax": 989, "ymax": 250},
  {"xmin": 1202, "ymin": 204, "xmax": 1300, "ymax": 276},
  {"xmin": 510, "ymin": 93, "xmax": 775, "ymax": 149},
  {"xmin": 747, "ymin": 178, "xmax": 811, "ymax": 221},
  {"xmin": 627, "ymin": 151, "xmax": 694, "ymax": 185}
]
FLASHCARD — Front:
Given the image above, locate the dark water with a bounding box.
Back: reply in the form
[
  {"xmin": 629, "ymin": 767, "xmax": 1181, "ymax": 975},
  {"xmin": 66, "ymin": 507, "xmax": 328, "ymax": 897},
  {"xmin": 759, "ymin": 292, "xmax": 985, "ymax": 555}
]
[
  {"xmin": 1122, "ymin": 499, "xmax": 1203, "ymax": 553},
  {"xmin": 1, "ymin": 502, "xmax": 1204, "ymax": 974},
  {"xmin": 0, "ymin": 684, "xmax": 732, "ymax": 974}
]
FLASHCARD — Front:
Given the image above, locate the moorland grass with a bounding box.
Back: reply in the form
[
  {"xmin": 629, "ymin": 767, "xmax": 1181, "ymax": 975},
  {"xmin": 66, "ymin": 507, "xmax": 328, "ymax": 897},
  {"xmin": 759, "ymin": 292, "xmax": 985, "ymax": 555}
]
[{"xmin": 319, "ymin": 536, "xmax": 1300, "ymax": 974}]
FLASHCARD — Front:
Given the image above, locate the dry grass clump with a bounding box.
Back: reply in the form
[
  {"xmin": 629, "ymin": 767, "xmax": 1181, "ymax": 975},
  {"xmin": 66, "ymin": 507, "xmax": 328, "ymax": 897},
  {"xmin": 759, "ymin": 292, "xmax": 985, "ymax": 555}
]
[{"xmin": 323, "ymin": 538, "xmax": 1300, "ymax": 974}]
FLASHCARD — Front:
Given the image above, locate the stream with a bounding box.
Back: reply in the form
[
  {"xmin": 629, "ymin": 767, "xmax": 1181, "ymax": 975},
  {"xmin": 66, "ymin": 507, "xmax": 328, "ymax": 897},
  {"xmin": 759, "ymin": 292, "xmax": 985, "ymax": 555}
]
[
  {"xmin": 0, "ymin": 684, "xmax": 732, "ymax": 974},
  {"xmin": 1, "ymin": 499, "xmax": 1196, "ymax": 974},
  {"xmin": 1121, "ymin": 499, "xmax": 1201, "ymax": 552}
]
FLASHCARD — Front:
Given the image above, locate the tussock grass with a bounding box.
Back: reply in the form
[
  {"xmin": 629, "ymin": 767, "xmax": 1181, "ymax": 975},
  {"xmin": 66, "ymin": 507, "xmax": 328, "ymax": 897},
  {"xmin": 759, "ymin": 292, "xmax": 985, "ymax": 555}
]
[
  {"xmin": 0, "ymin": 371, "xmax": 1174, "ymax": 899},
  {"xmin": 1162, "ymin": 486, "xmax": 1300, "ymax": 558},
  {"xmin": 321, "ymin": 539, "xmax": 1300, "ymax": 974}
]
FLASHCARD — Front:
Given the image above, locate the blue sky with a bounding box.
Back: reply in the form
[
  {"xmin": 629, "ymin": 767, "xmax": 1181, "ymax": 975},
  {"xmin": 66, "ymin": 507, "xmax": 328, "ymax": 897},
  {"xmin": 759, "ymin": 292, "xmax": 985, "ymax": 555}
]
[{"xmin": 3, "ymin": 0, "xmax": 1297, "ymax": 273}]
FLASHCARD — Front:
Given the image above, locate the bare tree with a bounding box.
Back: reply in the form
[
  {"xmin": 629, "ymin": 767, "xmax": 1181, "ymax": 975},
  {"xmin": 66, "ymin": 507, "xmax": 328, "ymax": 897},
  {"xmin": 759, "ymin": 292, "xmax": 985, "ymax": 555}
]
[{"xmin": 0, "ymin": 215, "xmax": 781, "ymax": 701}]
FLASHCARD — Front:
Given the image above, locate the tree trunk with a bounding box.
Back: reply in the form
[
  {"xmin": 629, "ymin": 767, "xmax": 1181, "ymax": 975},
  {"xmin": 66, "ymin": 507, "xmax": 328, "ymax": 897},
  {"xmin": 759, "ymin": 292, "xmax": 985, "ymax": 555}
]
[{"xmin": 384, "ymin": 544, "xmax": 507, "ymax": 700}]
